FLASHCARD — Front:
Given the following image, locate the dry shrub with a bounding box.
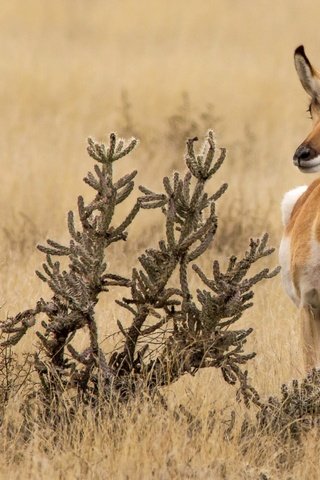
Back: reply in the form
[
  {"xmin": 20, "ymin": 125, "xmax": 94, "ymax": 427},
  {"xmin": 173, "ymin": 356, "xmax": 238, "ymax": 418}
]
[
  {"xmin": 0, "ymin": 130, "xmax": 279, "ymax": 415},
  {"xmin": 0, "ymin": 128, "xmax": 318, "ymax": 477},
  {"xmin": 1, "ymin": 212, "xmax": 42, "ymax": 256},
  {"xmin": 165, "ymin": 93, "xmax": 221, "ymax": 155}
]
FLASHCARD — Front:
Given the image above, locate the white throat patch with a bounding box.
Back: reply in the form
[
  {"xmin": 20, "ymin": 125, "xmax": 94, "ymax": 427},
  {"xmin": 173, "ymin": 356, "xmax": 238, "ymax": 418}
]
[{"xmin": 281, "ymin": 185, "xmax": 308, "ymax": 226}]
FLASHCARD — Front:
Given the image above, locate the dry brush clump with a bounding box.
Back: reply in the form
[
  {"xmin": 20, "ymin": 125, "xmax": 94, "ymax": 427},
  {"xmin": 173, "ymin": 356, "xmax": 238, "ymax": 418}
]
[
  {"xmin": 0, "ymin": 131, "xmax": 279, "ymax": 415},
  {"xmin": 246, "ymin": 368, "xmax": 320, "ymax": 443}
]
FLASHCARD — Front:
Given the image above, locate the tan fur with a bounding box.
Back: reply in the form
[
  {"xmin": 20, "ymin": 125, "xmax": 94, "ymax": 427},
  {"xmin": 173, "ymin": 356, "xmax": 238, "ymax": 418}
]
[
  {"xmin": 280, "ymin": 47, "xmax": 320, "ymax": 371},
  {"xmin": 300, "ymin": 119, "xmax": 320, "ymax": 153},
  {"xmin": 301, "ymin": 306, "xmax": 320, "ymax": 371},
  {"xmin": 295, "ymin": 46, "xmax": 320, "ymax": 153},
  {"xmin": 282, "ymin": 180, "xmax": 320, "ymax": 370},
  {"xmin": 286, "ymin": 179, "xmax": 320, "ymax": 295}
]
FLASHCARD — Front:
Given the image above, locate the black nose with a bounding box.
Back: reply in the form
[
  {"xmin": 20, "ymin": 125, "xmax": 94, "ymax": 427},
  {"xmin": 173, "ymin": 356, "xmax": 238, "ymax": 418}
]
[{"xmin": 294, "ymin": 145, "xmax": 317, "ymax": 163}]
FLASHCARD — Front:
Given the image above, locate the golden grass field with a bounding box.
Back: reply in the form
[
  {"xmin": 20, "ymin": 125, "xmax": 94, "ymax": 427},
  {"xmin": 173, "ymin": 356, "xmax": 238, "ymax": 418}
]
[{"xmin": 2, "ymin": 0, "xmax": 320, "ymax": 478}]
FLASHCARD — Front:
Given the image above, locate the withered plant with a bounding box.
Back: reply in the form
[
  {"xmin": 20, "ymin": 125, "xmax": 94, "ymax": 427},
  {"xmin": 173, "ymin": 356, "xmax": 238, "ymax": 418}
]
[
  {"xmin": 250, "ymin": 369, "xmax": 320, "ymax": 442},
  {"xmin": 166, "ymin": 93, "xmax": 220, "ymax": 158},
  {"xmin": 0, "ymin": 131, "xmax": 279, "ymax": 407}
]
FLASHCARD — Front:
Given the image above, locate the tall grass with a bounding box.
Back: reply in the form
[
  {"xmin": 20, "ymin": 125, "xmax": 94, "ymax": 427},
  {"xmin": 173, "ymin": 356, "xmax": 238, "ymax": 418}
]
[{"xmin": 0, "ymin": 0, "xmax": 320, "ymax": 477}]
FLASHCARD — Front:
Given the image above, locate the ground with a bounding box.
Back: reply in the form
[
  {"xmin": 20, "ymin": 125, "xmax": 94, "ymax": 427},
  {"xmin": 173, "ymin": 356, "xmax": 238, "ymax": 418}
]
[{"xmin": 0, "ymin": 1, "xmax": 319, "ymax": 478}]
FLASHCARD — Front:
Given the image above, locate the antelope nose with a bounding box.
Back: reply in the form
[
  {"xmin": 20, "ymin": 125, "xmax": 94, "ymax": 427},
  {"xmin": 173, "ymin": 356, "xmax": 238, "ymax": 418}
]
[{"xmin": 294, "ymin": 145, "xmax": 316, "ymax": 164}]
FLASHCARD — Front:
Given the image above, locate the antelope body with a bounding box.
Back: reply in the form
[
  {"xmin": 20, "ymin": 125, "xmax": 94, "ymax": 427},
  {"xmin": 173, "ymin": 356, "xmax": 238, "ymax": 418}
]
[{"xmin": 280, "ymin": 46, "xmax": 320, "ymax": 370}]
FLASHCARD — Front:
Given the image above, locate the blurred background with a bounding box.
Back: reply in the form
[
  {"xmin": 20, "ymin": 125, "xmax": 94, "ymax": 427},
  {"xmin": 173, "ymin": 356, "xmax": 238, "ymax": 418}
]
[
  {"xmin": 1, "ymin": 0, "xmax": 320, "ymax": 387},
  {"xmin": 0, "ymin": 0, "xmax": 319, "ymax": 241}
]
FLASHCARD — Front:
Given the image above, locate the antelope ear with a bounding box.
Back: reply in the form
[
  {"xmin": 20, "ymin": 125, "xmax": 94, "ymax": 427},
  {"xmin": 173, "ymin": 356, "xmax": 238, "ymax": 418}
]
[{"xmin": 294, "ymin": 45, "xmax": 320, "ymax": 100}]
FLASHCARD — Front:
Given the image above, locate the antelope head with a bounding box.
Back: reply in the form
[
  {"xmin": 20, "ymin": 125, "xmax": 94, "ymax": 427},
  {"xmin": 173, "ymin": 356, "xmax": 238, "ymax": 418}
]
[{"xmin": 294, "ymin": 45, "xmax": 320, "ymax": 172}]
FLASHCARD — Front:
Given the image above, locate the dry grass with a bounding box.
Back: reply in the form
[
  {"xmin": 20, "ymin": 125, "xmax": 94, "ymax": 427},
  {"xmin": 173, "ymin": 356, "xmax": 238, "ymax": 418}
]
[{"xmin": 1, "ymin": 0, "xmax": 320, "ymax": 478}]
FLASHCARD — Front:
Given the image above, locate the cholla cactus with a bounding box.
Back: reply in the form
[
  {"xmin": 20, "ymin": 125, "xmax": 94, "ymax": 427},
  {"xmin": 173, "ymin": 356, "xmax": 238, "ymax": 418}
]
[
  {"xmin": 110, "ymin": 135, "xmax": 279, "ymax": 404},
  {"xmin": 0, "ymin": 133, "xmax": 143, "ymax": 399},
  {"xmin": 0, "ymin": 131, "xmax": 279, "ymax": 406},
  {"xmin": 254, "ymin": 369, "xmax": 320, "ymax": 441}
]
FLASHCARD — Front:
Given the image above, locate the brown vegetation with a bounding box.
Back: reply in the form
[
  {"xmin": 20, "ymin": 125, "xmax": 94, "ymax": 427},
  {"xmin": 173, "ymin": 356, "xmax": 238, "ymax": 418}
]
[
  {"xmin": 2, "ymin": 1, "xmax": 320, "ymax": 478},
  {"xmin": 0, "ymin": 130, "xmax": 279, "ymax": 411}
]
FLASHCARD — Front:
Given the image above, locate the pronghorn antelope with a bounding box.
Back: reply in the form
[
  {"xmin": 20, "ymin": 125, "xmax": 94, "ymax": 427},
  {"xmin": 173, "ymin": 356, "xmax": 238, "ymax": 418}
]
[{"xmin": 280, "ymin": 45, "xmax": 320, "ymax": 371}]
